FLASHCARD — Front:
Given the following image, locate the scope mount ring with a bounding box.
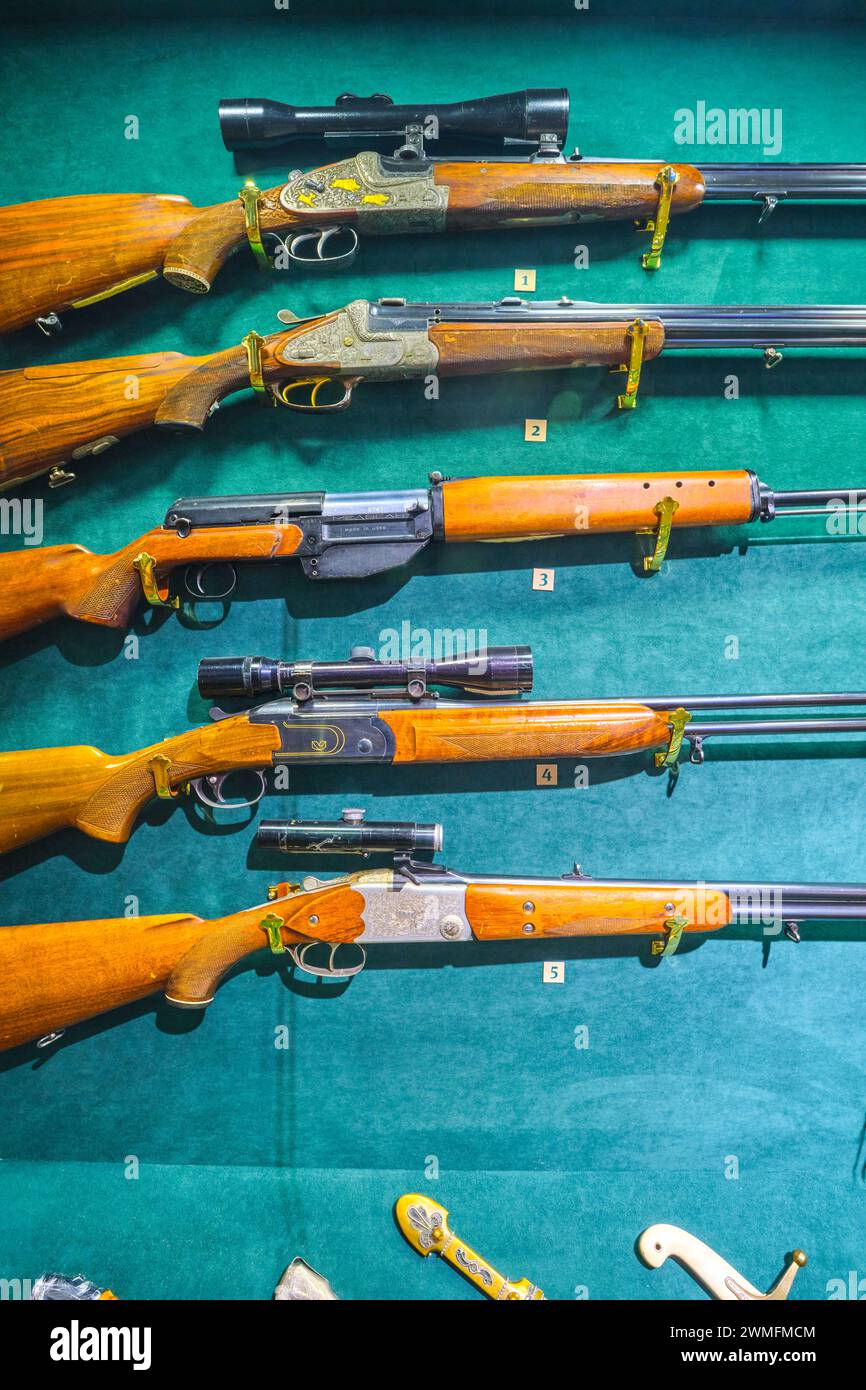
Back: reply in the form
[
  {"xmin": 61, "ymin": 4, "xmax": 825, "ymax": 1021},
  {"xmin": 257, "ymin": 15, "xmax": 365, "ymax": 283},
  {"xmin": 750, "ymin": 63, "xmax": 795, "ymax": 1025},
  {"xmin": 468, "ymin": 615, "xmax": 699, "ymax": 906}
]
[
  {"xmin": 289, "ymin": 940, "xmax": 367, "ymax": 979},
  {"xmin": 184, "ymin": 561, "xmax": 239, "ymax": 601},
  {"xmin": 275, "ymin": 225, "xmax": 360, "ymax": 270},
  {"xmin": 190, "ymin": 769, "xmax": 267, "ymax": 811}
]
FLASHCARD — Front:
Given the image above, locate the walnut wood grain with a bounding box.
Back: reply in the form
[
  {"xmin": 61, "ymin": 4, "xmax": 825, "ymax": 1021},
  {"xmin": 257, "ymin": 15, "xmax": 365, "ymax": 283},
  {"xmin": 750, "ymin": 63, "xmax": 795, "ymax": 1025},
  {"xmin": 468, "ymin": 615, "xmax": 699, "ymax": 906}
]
[
  {"xmin": 165, "ymin": 883, "xmax": 366, "ymax": 1007},
  {"xmin": 0, "ymin": 350, "xmax": 204, "ymax": 490},
  {"xmin": 0, "ymin": 335, "xmax": 291, "ymax": 490},
  {"xmin": 0, "ymin": 522, "xmax": 305, "ymax": 641},
  {"xmin": 381, "ymin": 701, "xmax": 673, "ymax": 763},
  {"xmin": 441, "ymin": 470, "xmax": 755, "ymax": 539},
  {"xmin": 0, "ymin": 715, "xmax": 281, "ymax": 854},
  {"xmin": 0, "ymin": 912, "xmax": 211, "ymax": 1051},
  {"xmin": 429, "ymin": 320, "xmax": 665, "ymax": 374},
  {"xmin": 465, "ymin": 882, "xmax": 731, "ymax": 940},
  {"xmin": 0, "ymin": 193, "xmax": 200, "ymax": 334},
  {"xmin": 436, "ymin": 159, "xmax": 705, "ymax": 228}
]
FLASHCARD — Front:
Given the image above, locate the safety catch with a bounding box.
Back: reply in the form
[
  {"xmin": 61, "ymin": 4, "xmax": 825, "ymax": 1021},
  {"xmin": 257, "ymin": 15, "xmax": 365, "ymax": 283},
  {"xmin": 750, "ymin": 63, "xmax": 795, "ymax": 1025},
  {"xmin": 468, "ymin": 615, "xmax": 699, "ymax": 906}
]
[
  {"xmin": 133, "ymin": 551, "xmax": 180, "ymax": 609},
  {"xmin": 615, "ymin": 319, "xmax": 649, "ymax": 410},
  {"xmin": 635, "ymin": 496, "xmax": 679, "ymax": 574},
  {"xmin": 654, "ymin": 707, "xmax": 692, "ymax": 769},
  {"xmin": 260, "ymin": 912, "xmax": 287, "ymax": 955},
  {"xmin": 639, "ymin": 165, "xmax": 679, "ymax": 271},
  {"xmin": 238, "ymin": 180, "xmax": 271, "ymax": 271},
  {"xmin": 651, "ymin": 913, "xmax": 688, "ymax": 957}
]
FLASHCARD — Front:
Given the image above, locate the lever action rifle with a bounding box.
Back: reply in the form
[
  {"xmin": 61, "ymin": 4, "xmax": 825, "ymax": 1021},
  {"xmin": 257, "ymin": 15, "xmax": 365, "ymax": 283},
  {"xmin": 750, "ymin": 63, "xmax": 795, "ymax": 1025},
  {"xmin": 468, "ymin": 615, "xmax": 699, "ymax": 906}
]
[
  {"xmin": 3, "ymin": 646, "xmax": 866, "ymax": 857},
  {"xmin": 1, "ymin": 811, "xmax": 864, "ymax": 1052},
  {"xmin": 4, "ymin": 298, "xmax": 866, "ymax": 491},
  {"xmin": 4, "ymin": 87, "xmax": 866, "ymax": 337},
  {"xmin": 4, "ymin": 469, "xmax": 864, "ymax": 644}
]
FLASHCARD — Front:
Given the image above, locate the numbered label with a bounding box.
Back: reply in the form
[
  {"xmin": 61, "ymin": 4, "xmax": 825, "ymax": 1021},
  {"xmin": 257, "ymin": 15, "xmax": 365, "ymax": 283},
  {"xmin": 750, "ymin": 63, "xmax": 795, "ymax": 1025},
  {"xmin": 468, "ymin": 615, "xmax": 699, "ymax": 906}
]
[
  {"xmin": 536, "ymin": 763, "xmax": 558, "ymax": 786},
  {"xmin": 532, "ymin": 568, "xmax": 555, "ymax": 591},
  {"xmin": 524, "ymin": 418, "xmax": 548, "ymax": 443},
  {"xmin": 543, "ymin": 961, "xmax": 565, "ymax": 984},
  {"xmin": 514, "ymin": 268, "xmax": 537, "ymax": 292}
]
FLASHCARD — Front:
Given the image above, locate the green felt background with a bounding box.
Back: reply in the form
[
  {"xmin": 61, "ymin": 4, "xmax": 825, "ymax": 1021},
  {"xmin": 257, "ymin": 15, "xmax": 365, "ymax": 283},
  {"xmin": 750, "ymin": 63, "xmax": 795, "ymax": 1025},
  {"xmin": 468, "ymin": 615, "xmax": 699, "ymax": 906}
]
[{"xmin": 1, "ymin": 0, "xmax": 865, "ymax": 1302}]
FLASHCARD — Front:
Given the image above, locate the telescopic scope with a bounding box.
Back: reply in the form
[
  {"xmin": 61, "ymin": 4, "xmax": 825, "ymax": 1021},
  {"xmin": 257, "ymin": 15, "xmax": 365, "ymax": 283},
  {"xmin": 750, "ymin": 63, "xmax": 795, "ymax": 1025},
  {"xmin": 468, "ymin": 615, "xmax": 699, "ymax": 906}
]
[
  {"xmin": 218, "ymin": 89, "xmax": 569, "ymax": 152},
  {"xmin": 197, "ymin": 646, "xmax": 533, "ymax": 700}
]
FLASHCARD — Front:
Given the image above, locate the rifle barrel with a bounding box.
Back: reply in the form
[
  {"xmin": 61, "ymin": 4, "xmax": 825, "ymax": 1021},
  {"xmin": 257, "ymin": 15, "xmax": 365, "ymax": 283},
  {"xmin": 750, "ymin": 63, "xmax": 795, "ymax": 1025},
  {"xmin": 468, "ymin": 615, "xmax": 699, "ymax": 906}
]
[
  {"xmin": 702, "ymin": 164, "xmax": 866, "ymax": 200},
  {"xmin": 642, "ymin": 692, "xmax": 866, "ymax": 711},
  {"xmin": 368, "ymin": 300, "xmax": 866, "ymax": 348}
]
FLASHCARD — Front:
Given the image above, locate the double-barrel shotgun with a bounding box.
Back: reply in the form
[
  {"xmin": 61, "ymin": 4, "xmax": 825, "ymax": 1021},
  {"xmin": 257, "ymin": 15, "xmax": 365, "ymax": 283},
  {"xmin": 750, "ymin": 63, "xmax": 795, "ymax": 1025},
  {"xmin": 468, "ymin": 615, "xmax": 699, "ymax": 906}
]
[
  {"xmin": 3, "ymin": 298, "xmax": 866, "ymax": 492},
  {"xmin": 2, "ymin": 470, "xmax": 864, "ymax": 643},
  {"xmin": 1, "ymin": 810, "xmax": 864, "ymax": 1053},
  {"xmin": 3, "ymin": 87, "xmax": 866, "ymax": 336},
  {"xmin": 3, "ymin": 647, "xmax": 866, "ymax": 858}
]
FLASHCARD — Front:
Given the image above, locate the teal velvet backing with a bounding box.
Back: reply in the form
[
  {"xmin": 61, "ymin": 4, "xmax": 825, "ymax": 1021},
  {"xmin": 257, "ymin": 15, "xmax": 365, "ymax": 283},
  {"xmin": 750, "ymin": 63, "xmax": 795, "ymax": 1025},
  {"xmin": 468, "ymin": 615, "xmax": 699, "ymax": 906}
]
[{"xmin": 1, "ymin": 2, "xmax": 865, "ymax": 1301}]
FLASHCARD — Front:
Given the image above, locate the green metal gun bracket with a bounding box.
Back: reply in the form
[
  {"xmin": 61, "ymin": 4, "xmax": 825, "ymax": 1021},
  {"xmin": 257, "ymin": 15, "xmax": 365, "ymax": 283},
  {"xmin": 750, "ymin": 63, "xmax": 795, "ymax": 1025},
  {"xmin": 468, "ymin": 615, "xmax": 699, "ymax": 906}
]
[
  {"xmin": 238, "ymin": 180, "xmax": 271, "ymax": 271},
  {"xmin": 654, "ymin": 707, "xmax": 692, "ymax": 769},
  {"xmin": 651, "ymin": 913, "xmax": 688, "ymax": 957},
  {"xmin": 260, "ymin": 913, "xmax": 287, "ymax": 955},
  {"xmin": 615, "ymin": 318, "xmax": 649, "ymax": 410},
  {"xmin": 132, "ymin": 551, "xmax": 180, "ymax": 609},
  {"xmin": 638, "ymin": 165, "xmax": 679, "ymax": 271},
  {"xmin": 634, "ymin": 495, "xmax": 680, "ymax": 574}
]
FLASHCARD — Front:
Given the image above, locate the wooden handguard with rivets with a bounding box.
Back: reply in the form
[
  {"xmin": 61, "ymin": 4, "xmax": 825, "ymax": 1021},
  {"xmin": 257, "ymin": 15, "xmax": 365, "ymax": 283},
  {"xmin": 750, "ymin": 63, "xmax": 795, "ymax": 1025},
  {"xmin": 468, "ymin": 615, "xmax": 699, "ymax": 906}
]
[{"xmin": 164, "ymin": 883, "xmax": 366, "ymax": 1008}]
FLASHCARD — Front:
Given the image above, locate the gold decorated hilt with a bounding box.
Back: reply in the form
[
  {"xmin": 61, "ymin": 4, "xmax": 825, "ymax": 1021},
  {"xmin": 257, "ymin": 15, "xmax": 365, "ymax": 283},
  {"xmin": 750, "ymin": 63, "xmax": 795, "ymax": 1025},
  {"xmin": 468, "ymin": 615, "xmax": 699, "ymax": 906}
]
[{"xmin": 395, "ymin": 1193, "xmax": 544, "ymax": 1301}]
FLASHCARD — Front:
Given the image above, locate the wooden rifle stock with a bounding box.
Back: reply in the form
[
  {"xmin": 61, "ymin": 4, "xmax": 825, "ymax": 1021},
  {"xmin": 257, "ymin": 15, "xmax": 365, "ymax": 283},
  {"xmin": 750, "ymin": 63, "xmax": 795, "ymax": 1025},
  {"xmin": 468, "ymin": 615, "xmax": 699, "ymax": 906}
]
[
  {"xmin": 0, "ymin": 882, "xmax": 364, "ymax": 1050},
  {"xmin": 0, "ymin": 521, "xmax": 305, "ymax": 641},
  {"xmin": 0, "ymin": 343, "xmax": 256, "ymax": 491},
  {"xmin": 0, "ymin": 716, "xmax": 280, "ymax": 855}
]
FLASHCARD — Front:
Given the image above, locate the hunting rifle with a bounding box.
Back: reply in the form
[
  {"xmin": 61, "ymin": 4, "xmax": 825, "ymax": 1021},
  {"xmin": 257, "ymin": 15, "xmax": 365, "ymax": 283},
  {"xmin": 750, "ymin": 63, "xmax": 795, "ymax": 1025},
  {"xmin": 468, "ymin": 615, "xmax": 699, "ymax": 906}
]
[
  {"xmin": 1, "ymin": 809, "xmax": 864, "ymax": 1053},
  {"xmin": 1, "ymin": 469, "xmax": 863, "ymax": 642},
  {"xmin": 3, "ymin": 87, "xmax": 866, "ymax": 336},
  {"xmin": 3, "ymin": 646, "xmax": 866, "ymax": 857},
  {"xmin": 4, "ymin": 298, "xmax": 866, "ymax": 491}
]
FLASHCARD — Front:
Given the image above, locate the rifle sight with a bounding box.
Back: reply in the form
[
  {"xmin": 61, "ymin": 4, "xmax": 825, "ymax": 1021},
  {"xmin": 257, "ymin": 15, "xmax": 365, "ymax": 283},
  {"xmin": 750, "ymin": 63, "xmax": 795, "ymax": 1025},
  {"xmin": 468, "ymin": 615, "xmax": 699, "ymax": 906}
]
[
  {"xmin": 257, "ymin": 809, "xmax": 443, "ymax": 857},
  {"xmin": 218, "ymin": 89, "xmax": 569, "ymax": 152},
  {"xmin": 197, "ymin": 646, "xmax": 533, "ymax": 702}
]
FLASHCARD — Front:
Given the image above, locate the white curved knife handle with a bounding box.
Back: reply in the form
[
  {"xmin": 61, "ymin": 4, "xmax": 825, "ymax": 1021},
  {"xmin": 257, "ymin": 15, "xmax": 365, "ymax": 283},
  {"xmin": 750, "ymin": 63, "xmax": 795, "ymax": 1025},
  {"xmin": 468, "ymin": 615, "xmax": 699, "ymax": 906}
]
[{"xmin": 638, "ymin": 1223, "xmax": 807, "ymax": 1301}]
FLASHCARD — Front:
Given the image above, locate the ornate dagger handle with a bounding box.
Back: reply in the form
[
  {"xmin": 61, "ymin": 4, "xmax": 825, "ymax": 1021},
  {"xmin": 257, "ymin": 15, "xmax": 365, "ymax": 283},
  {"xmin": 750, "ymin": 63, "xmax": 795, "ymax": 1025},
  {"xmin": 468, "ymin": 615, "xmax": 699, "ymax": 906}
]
[
  {"xmin": 638, "ymin": 1223, "xmax": 807, "ymax": 1300},
  {"xmin": 395, "ymin": 1193, "xmax": 544, "ymax": 1300}
]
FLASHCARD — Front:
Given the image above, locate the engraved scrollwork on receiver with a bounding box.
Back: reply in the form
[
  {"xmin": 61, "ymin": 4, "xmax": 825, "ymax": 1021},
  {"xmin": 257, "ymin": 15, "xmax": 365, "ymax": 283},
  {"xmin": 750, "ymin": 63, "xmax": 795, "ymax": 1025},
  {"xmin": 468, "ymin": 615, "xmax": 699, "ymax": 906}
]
[{"xmin": 278, "ymin": 151, "xmax": 448, "ymax": 235}]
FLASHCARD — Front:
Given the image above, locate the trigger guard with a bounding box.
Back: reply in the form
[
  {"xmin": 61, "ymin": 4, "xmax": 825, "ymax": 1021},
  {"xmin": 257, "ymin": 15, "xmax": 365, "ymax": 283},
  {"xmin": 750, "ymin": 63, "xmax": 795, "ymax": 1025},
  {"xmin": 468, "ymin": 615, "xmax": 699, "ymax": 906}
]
[
  {"xmin": 289, "ymin": 941, "xmax": 367, "ymax": 979},
  {"xmin": 184, "ymin": 562, "xmax": 238, "ymax": 600},
  {"xmin": 281, "ymin": 225, "xmax": 359, "ymax": 269},
  {"xmin": 191, "ymin": 769, "xmax": 267, "ymax": 811}
]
